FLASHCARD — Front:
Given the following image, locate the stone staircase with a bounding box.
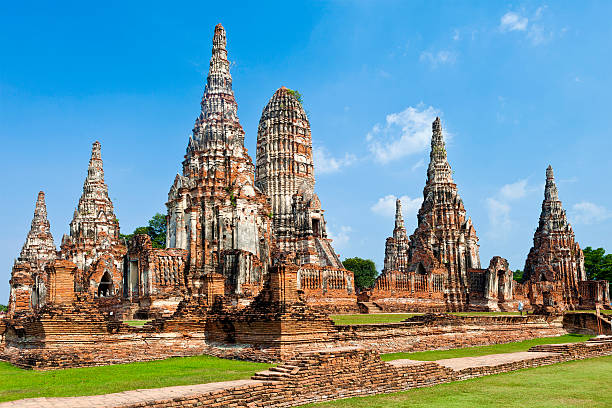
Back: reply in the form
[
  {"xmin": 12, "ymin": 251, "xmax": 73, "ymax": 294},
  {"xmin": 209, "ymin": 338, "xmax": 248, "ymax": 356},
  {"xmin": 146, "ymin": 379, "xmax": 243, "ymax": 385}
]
[
  {"xmin": 251, "ymin": 364, "xmax": 300, "ymax": 381},
  {"xmin": 358, "ymin": 301, "xmax": 383, "ymax": 314}
]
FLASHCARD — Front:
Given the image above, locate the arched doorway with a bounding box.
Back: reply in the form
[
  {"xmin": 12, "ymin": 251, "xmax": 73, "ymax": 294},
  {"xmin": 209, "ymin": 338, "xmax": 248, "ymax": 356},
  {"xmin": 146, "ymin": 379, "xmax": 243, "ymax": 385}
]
[{"xmin": 98, "ymin": 271, "xmax": 113, "ymax": 297}]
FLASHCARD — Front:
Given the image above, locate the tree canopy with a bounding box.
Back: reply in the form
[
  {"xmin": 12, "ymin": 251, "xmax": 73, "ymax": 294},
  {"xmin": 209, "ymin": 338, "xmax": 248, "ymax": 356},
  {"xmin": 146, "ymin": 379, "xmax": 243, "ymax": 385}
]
[
  {"xmin": 583, "ymin": 246, "xmax": 612, "ymax": 284},
  {"xmin": 342, "ymin": 257, "xmax": 378, "ymax": 290},
  {"xmin": 120, "ymin": 213, "xmax": 167, "ymax": 249},
  {"xmin": 513, "ymin": 269, "xmax": 524, "ymax": 283}
]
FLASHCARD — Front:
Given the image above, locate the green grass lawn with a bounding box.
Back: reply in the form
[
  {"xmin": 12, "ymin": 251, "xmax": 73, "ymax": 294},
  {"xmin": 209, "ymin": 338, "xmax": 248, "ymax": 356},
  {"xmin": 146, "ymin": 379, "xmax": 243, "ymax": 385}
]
[
  {"xmin": 123, "ymin": 320, "xmax": 149, "ymax": 326},
  {"xmin": 0, "ymin": 355, "xmax": 271, "ymax": 403},
  {"xmin": 381, "ymin": 333, "xmax": 592, "ymax": 361},
  {"xmin": 330, "ymin": 312, "xmax": 525, "ymax": 325},
  {"xmin": 301, "ymin": 355, "xmax": 612, "ymax": 408},
  {"xmin": 330, "ymin": 313, "xmax": 421, "ymax": 325},
  {"xmin": 568, "ymin": 309, "xmax": 612, "ymax": 315}
]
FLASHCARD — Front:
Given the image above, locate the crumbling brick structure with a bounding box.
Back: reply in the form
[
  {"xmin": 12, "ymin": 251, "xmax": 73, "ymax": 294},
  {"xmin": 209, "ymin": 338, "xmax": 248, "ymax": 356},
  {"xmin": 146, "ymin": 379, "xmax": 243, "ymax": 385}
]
[
  {"xmin": 60, "ymin": 141, "xmax": 126, "ymax": 298},
  {"xmin": 7, "ymin": 192, "xmax": 57, "ymax": 317},
  {"xmin": 523, "ymin": 166, "xmax": 609, "ymax": 312},
  {"xmin": 165, "ymin": 24, "xmax": 273, "ymax": 300},
  {"xmin": 255, "ymin": 86, "xmax": 356, "ymax": 312},
  {"xmin": 369, "ymin": 118, "xmax": 484, "ymax": 311}
]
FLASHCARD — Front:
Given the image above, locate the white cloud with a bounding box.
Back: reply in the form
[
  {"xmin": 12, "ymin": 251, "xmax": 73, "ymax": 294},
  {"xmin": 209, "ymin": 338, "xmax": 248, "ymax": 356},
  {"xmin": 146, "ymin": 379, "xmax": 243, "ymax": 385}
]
[
  {"xmin": 313, "ymin": 146, "xmax": 356, "ymax": 174},
  {"xmin": 366, "ymin": 105, "xmax": 439, "ymax": 164},
  {"xmin": 486, "ymin": 197, "xmax": 512, "ymax": 230},
  {"xmin": 452, "ymin": 29, "xmax": 461, "ymax": 41},
  {"xmin": 500, "ymin": 9, "xmax": 554, "ymax": 45},
  {"xmin": 499, "ymin": 179, "xmax": 528, "ymax": 201},
  {"xmin": 571, "ymin": 202, "xmax": 612, "ymax": 225},
  {"xmin": 371, "ymin": 194, "xmax": 422, "ymax": 217},
  {"xmin": 500, "ymin": 12, "xmax": 528, "ymax": 32},
  {"xmin": 327, "ymin": 225, "xmax": 352, "ymax": 248},
  {"xmin": 411, "ymin": 158, "xmax": 425, "ymax": 172},
  {"xmin": 419, "ymin": 50, "xmax": 457, "ymax": 68},
  {"xmin": 486, "ymin": 178, "xmax": 534, "ymax": 235}
]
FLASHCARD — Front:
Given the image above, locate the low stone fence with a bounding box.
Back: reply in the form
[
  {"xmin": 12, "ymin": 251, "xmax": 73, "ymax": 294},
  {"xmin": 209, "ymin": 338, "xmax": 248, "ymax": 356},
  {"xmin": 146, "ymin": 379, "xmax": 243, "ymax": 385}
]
[
  {"xmin": 3, "ymin": 339, "xmax": 611, "ymax": 408},
  {"xmin": 1, "ymin": 313, "xmax": 569, "ymax": 369}
]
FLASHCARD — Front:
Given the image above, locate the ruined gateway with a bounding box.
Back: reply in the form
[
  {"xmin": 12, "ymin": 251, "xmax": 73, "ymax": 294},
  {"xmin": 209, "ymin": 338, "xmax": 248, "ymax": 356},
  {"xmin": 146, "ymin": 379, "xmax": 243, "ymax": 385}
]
[{"xmin": 4, "ymin": 23, "xmax": 610, "ymax": 328}]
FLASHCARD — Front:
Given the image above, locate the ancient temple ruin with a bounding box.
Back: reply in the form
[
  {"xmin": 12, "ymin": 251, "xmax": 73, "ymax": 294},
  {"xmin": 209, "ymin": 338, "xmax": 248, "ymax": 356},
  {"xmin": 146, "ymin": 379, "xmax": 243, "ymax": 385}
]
[
  {"xmin": 523, "ymin": 166, "xmax": 609, "ymax": 311},
  {"xmin": 165, "ymin": 24, "xmax": 273, "ymax": 298},
  {"xmin": 60, "ymin": 141, "xmax": 126, "ymax": 299},
  {"xmin": 3, "ymin": 21, "xmax": 609, "ymax": 359},
  {"xmin": 7, "ymin": 192, "xmax": 57, "ymax": 316},
  {"xmin": 381, "ymin": 199, "xmax": 410, "ymax": 275},
  {"xmin": 255, "ymin": 87, "xmax": 355, "ymax": 310},
  {"xmin": 367, "ymin": 118, "xmax": 483, "ymax": 311}
]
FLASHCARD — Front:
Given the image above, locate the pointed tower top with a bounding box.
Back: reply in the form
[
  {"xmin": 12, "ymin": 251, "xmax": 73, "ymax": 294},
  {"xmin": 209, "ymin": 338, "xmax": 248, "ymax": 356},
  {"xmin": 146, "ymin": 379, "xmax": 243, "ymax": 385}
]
[
  {"xmin": 433, "ymin": 116, "xmax": 441, "ymax": 131},
  {"xmin": 187, "ymin": 24, "xmax": 244, "ymax": 156},
  {"xmin": 19, "ymin": 191, "xmax": 56, "ymax": 267},
  {"xmin": 213, "ymin": 23, "xmax": 227, "ymax": 51},
  {"xmin": 544, "ymin": 164, "xmax": 559, "ymax": 202},
  {"xmin": 426, "ymin": 117, "xmax": 453, "ymax": 186},
  {"xmin": 91, "ymin": 141, "xmax": 101, "ymax": 160},
  {"xmin": 395, "ymin": 198, "xmax": 404, "ymax": 229}
]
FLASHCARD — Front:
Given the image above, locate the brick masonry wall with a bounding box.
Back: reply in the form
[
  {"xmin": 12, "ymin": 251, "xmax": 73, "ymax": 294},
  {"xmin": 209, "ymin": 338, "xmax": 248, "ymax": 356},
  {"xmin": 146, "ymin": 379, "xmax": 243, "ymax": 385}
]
[{"xmin": 1, "ymin": 312, "xmax": 569, "ymax": 369}]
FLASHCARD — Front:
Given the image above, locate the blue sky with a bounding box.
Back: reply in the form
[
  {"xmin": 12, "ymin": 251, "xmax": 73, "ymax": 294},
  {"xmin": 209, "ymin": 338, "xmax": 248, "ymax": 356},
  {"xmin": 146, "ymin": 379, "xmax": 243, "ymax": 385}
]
[{"xmin": 1, "ymin": 1, "xmax": 611, "ymax": 303}]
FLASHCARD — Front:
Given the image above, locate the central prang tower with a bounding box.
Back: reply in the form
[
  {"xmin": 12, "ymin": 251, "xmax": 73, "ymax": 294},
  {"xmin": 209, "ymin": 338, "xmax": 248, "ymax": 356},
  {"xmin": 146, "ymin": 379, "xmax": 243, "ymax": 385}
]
[
  {"xmin": 255, "ymin": 87, "xmax": 342, "ymax": 268},
  {"xmin": 408, "ymin": 117, "xmax": 480, "ymax": 310},
  {"xmin": 166, "ymin": 24, "xmax": 273, "ymax": 296}
]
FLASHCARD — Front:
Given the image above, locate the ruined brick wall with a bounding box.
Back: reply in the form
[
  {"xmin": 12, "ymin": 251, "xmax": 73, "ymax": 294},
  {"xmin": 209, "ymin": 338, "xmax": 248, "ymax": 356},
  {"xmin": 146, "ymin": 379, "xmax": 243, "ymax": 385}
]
[
  {"xmin": 45, "ymin": 260, "xmax": 78, "ymax": 305},
  {"xmin": 578, "ymin": 280, "xmax": 611, "ymax": 309},
  {"xmin": 298, "ymin": 265, "xmax": 358, "ymax": 313},
  {"xmin": 124, "ymin": 234, "xmax": 188, "ymax": 317},
  {"xmin": 368, "ymin": 270, "xmax": 446, "ymax": 312}
]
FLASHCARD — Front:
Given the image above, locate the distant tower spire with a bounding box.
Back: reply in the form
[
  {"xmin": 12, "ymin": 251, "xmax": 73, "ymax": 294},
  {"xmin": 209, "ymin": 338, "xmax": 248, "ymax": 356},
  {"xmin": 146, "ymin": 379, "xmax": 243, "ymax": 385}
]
[
  {"xmin": 395, "ymin": 198, "xmax": 404, "ymax": 230},
  {"xmin": 19, "ymin": 191, "xmax": 57, "ymax": 268},
  {"xmin": 187, "ymin": 23, "xmax": 245, "ymax": 162},
  {"xmin": 426, "ymin": 117, "xmax": 453, "ymax": 186},
  {"xmin": 544, "ymin": 164, "xmax": 559, "ymax": 201}
]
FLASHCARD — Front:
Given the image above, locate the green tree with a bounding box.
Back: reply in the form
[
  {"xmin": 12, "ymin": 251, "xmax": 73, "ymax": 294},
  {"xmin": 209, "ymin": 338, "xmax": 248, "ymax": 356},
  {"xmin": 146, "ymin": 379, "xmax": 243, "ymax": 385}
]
[
  {"xmin": 513, "ymin": 269, "xmax": 524, "ymax": 283},
  {"xmin": 0, "ymin": 304, "xmax": 7, "ymax": 312},
  {"xmin": 342, "ymin": 257, "xmax": 378, "ymax": 290},
  {"xmin": 120, "ymin": 213, "xmax": 167, "ymax": 249},
  {"xmin": 583, "ymin": 246, "xmax": 612, "ymax": 284}
]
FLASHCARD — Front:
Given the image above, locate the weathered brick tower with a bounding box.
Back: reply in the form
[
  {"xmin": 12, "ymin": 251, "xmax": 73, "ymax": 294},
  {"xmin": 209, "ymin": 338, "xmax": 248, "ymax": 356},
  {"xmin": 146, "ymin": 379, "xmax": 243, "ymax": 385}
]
[
  {"xmin": 60, "ymin": 141, "xmax": 125, "ymax": 297},
  {"xmin": 166, "ymin": 24, "xmax": 273, "ymax": 296},
  {"xmin": 523, "ymin": 165, "xmax": 585, "ymax": 310},
  {"xmin": 408, "ymin": 117, "xmax": 480, "ymax": 310},
  {"xmin": 8, "ymin": 192, "xmax": 57, "ymax": 316},
  {"xmin": 255, "ymin": 87, "xmax": 342, "ymax": 268},
  {"xmin": 382, "ymin": 199, "xmax": 410, "ymax": 274}
]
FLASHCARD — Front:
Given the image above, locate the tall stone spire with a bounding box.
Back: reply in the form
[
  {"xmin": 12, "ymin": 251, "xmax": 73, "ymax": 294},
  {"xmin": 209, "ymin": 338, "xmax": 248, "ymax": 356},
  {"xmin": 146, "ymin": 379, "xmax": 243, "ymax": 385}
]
[
  {"xmin": 19, "ymin": 191, "xmax": 57, "ymax": 269},
  {"xmin": 166, "ymin": 24, "xmax": 273, "ymax": 294},
  {"xmin": 524, "ymin": 166, "xmax": 585, "ymax": 307},
  {"xmin": 382, "ymin": 199, "xmax": 410, "ymax": 274},
  {"xmin": 394, "ymin": 199, "xmax": 405, "ymax": 230},
  {"xmin": 407, "ymin": 117, "xmax": 480, "ymax": 310},
  {"xmin": 186, "ymin": 23, "xmax": 245, "ymax": 166},
  {"xmin": 61, "ymin": 141, "xmax": 123, "ymax": 274},
  {"xmin": 426, "ymin": 117, "xmax": 454, "ymax": 187},
  {"xmin": 254, "ymin": 86, "xmax": 342, "ymax": 268}
]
